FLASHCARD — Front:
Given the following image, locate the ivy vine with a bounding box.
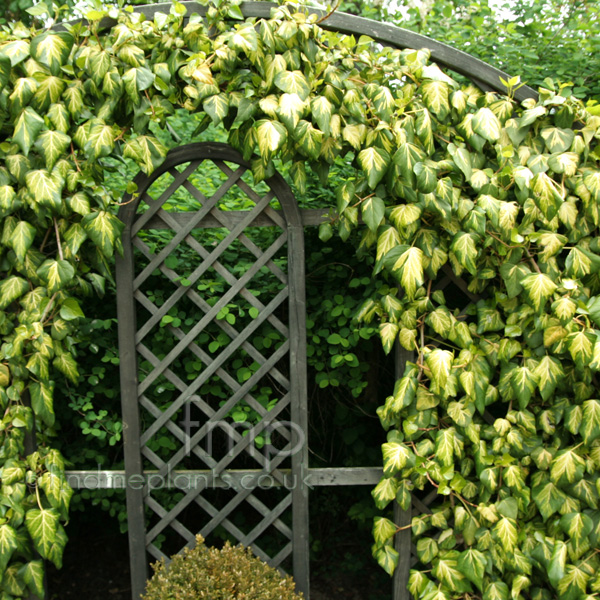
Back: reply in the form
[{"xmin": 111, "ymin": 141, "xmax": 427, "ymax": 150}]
[{"xmin": 0, "ymin": 0, "xmax": 600, "ymax": 598}]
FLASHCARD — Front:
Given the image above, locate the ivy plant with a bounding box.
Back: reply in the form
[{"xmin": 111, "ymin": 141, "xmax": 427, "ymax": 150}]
[{"xmin": 0, "ymin": 0, "xmax": 600, "ymax": 597}]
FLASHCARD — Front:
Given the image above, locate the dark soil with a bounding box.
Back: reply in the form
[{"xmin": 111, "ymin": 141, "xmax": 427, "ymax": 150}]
[{"xmin": 46, "ymin": 503, "xmax": 392, "ymax": 600}]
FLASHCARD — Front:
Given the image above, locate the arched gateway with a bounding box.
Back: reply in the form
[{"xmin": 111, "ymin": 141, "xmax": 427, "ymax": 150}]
[{"xmin": 58, "ymin": 3, "xmax": 537, "ymax": 599}]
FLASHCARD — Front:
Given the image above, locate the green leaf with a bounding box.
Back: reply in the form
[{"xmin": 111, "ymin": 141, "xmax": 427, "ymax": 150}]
[
  {"xmin": 19, "ymin": 559, "xmax": 45, "ymax": 598},
  {"xmin": 416, "ymin": 537, "xmax": 438, "ymax": 563},
  {"xmin": 457, "ymin": 548, "xmax": 486, "ymax": 591},
  {"xmin": 203, "ymin": 94, "xmax": 229, "ymax": 126},
  {"xmin": 362, "ymin": 196, "xmax": 385, "ymax": 232},
  {"xmin": 521, "ymin": 273, "xmax": 557, "ymax": 312},
  {"xmin": 9, "ymin": 221, "xmax": 36, "ymax": 263},
  {"xmin": 450, "ymin": 232, "xmax": 478, "ymax": 275},
  {"xmin": 533, "ymin": 355, "xmax": 564, "ymax": 401},
  {"xmin": 373, "ymin": 517, "xmax": 397, "ymax": 545},
  {"xmin": 532, "ymin": 480, "xmax": 565, "ymax": 520},
  {"xmin": 493, "ymin": 517, "xmax": 517, "ymax": 552},
  {"xmin": 551, "ymin": 449, "xmax": 585, "ymax": 486},
  {"xmin": 358, "ymin": 147, "xmax": 390, "ymax": 189},
  {"xmin": 53, "ymin": 350, "xmax": 79, "ymax": 382},
  {"xmin": 310, "ymin": 96, "xmax": 333, "ymax": 136},
  {"xmin": 422, "ymin": 81, "xmax": 449, "ymax": 119},
  {"xmin": 0, "ymin": 524, "xmax": 18, "ymax": 574},
  {"xmin": 35, "ymin": 130, "xmax": 71, "ymax": 170},
  {"xmin": 81, "ymin": 210, "xmax": 124, "ymax": 258},
  {"xmin": 511, "ymin": 366, "xmax": 537, "ymax": 409},
  {"xmin": 295, "ymin": 120, "xmax": 323, "ymax": 160},
  {"xmin": 0, "ymin": 276, "xmax": 29, "ymax": 309},
  {"xmin": 581, "ymin": 399, "xmax": 600, "ymax": 445},
  {"xmin": 382, "ymin": 442, "xmax": 411, "ymax": 476},
  {"xmin": 37, "ymin": 259, "xmax": 75, "ymax": 294},
  {"xmin": 427, "ymin": 349, "xmax": 453, "ymax": 390},
  {"xmin": 25, "ymin": 169, "xmax": 64, "ymax": 211},
  {"xmin": 0, "ymin": 40, "xmax": 30, "ymax": 66},
  {"xmin": 123, "ymin": 66, "xmax": 155, "ymax": 100},
  {"xmin": 39, "ymin": 471, "xmax": 73, "ymax": 517},
  {"xmin": 230, "ymin": 24, "xmax": 259, "ymax": 54},
  {"xmin": 379, "ymin": 322, "xmax": 399, "ymax": 355},
  {"xmin": 122, "ymin": 135, "xmax": 166, "ymax": 174},
  {"xmin": 373, "ymin": 544, "xmax": 398, "ymax": 576},
  {"xmin": 13, "ymin": 107, "xmax": 45, "ymax": 156},
  {"xmin": 435, "ymin": 427, "xmax": 456, "ymax": 466},
  {"xmin": 25, "ymin": 508, "xmax": 59, "ymax": 558},
  {"xmin": 483, "ymin": 581, "xmax": 509, "ymax": 600},
  {"xmin": 30, "ymin": 381, "xmax": 55, "ymax": 427},
  {"xmin": 541, "ymin": 127, "xmax": 574, "ymax": 153},
  {"xmin": 559, "ymin": 512, "xmax": 593, "ymax": 542},
  {"xmin": 557, "ymin": 564, "xmax": 590, "ymax": 600},
  {"xmin": 472, "ymin": 107, "xmax": 501, "ymax": 142},
  {"xmin": 388, "ymin": 246, "xmax": 424, "ymax": 299},
  {"xmin": 548, "ymin": 540, "xmax": 567, "ymax": 589},
  {"xmin": 274, "ymin": 70, "xmax": 310, "ymax": 101},
  {"xmin": 278, "ymin": 93, "xmax": 306, "ymax": 130},
  {"xmin": 84, "ymin": 120, "xmax": 115, "ymax": 160},
  {"xmin": 30, "ymin": 32, "xmax": 73, "ymax": 75},
  {"xmin": 255, "ymin": 119, "xmax": 287, "ymax": 160},
  {"xmin": 372, "ymin": 477, "xmax": 398, "ymax": 510},
  {"xmin": 532, "ymin": 172, "xmax": 563, "ymax": 220}
]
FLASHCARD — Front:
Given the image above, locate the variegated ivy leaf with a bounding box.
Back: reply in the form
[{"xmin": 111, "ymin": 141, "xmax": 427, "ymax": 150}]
[
  {"xmin": 362, "ymin": 196, "xmax": 385, "ymax": 232},
  {"xmin": 19, "ymin": 560, "xmax": 45, "ymax": 599},
  {"xmin": 13, "ymin": 107, "xmax": 45, "ymax": 156},
  {"xmin": 450, "ymin": 232, "xmax": 478, "ymax": 275},
  {"xmin": 295, "ymin": 120, "xmax": 323, "ymax": 161},
  {"xmin": 358, "ymin": 147, "xmax": 390, "ymax": 189},
  {"xmin": 254, "ymin": 119, "xmax": 287, "ymax": 160},
  {"xmin": 81, "ymin": 210, "xmax": 125, "ymax": 258},
  {"xmin": 581, "ymin": 399, "xmax": 600, "ymax": 445},
  {"xmin": 53, "ymin": 349, "xmax": 79, "ymax": 382},
  {"xmin": 472, "ymin": 107, "xmax": 501, "ymax": 143},
  {"xmin": 386, "ymin": 245, "xmax": 424, "ymax": 299},
  {"xmin": 277, "ymin": 93, "xmax": 306, "ymax": 130},
  {"xmin": 371, "ymin": 477, "xmax": 398, "ymax": 510},
  {"xmin": 393, "ymin": 142, "xmax": 426, "ymax": 184},
  {"xmin": 532, "ymin": 172, "xmax": 564, "ymax": 220},
  {"xmin": 25, "ymin": 508, "xmax": 59, "ymax": 558},
  {"xmin": 583, "ymin": 171, "xmax": 600, "ymax": 202},
  {"xmin": 534, "ymin": 355, "xmax": 564, "ymax": 401},
  {"xmin": 274, "ymin": 70, "xmax": 310, "ymax": 101},
  {"xmin": 372, "ymin": 516, "xmax": 397, "ymax": 545},
  {"xmin": 342, "ymin": 123, "xmax": 367, "ymax": 150},
  {"xmin": 30, "ymin": 381, "xmax": 55, "ymax": 427},
  {"xmin": 376, "ymin": 225, "xmax": 401, "ymax": 261},
  {"xmin": 550, "ymin": 449, "xmax": 585, "ymax": 486},
  {"xmin": 0, "ymin": 40, "xmax": 30, "ymax": 66},
  {"xmin": 310, "ymin": 96, "xmax": 332, "ymax": 136},
  {"xmin": 379, "ymin": 322, "xmax": 399, "ymax": 355},
  {"xmin": 373, "ymin": 544, "xmax": 399, "ymax": 576},
  {"xmin": 421, "ymin": 80, "xmax": 449, "ymax": 120},
  {"xmin": 382, "ymin": 441, "xmax": 411, "ymax": 476},
  {"xmin": 0, "ymin": 276, "xmax": 29, "ymax": 309},
  {"xmin": 230, "ymin": 24, "xmax": 259, "ymax": 54},
  {"xmin": 457, "ymin": 549, "xmax": 486, "ymax": 591},
  {"xmin": 37, "ymin": 259, "xmax": 75, "ymax": 294},
  {"xmin": 203, "ymin": 93, "xmax": 229, "ymax": 126},
  {"xmin": 30, "ymin": 31, "xmax": 74, "ymax": 75},
  {"xmin": 25, "ymin": 169, "xmax": 64, "ymax": 212},
  {"xmin": 568, "ymin": 331, "xmax": 595, "ymax": 368},
  {"xmin": 35, "ymin": 130, "xmax": 71, "ymax": 170},
  {"xmin": 122, "ymin": 135, "xmax": 167, "ymax": 174},
  {"xmin": 0, "ymin": 523, "xmax": 18, "ymax": 574},
  {"xmin": 548, "ymin": 152, "xmax": 579, "ymax": 176},
  {"xmin": 541, "ymin": 127, "xmax": 575, "ymax": 154},
  {"xmin": 8, "ymin": 221, "xmax": 36, "ymax": 263},
  {"xmin": 521, "ymin": 273, "xmax": 557, "ymax": 312}
]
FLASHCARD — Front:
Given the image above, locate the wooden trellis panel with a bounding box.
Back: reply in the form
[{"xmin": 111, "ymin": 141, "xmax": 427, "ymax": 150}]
[{"xmin": 116, "ymin": 142, "xmax": 308, "ymax": 599}]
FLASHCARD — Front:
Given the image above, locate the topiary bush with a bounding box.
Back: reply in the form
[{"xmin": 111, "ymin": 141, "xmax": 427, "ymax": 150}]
[{"xmin": 143, "ymin": 535, "xmax": 304, "ymax": 600}]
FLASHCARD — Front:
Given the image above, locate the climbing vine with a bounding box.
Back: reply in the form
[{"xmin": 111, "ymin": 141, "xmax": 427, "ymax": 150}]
[{"xmin": 0, "ymin": 0, "xmax": 600, "ymax": 597}]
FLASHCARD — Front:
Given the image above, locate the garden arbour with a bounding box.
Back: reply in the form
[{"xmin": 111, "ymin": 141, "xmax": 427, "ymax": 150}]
[{"xmin": 1, "ymin": 2, "xmax": 600, "ymax": 600}]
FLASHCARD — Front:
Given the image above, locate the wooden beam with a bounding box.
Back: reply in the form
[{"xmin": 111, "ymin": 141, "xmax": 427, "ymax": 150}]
[{"xmin": 63, "ymin": 467, "xmax": 383, "ymax": 489}]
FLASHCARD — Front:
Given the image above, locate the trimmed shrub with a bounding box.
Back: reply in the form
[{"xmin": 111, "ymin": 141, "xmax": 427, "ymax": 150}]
[{"xmin": 143, "ymin": 536, "xmax": 304, "ymax": 600}]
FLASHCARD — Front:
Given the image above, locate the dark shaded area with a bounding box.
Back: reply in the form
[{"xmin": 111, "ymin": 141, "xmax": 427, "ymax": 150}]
[{"xmin": 47, "ymin": 493, "xmax": 392, "ymax": 600}]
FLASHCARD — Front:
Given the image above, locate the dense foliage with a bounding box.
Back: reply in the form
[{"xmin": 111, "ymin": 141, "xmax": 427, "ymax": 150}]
[
  {"xmin": 143, "ymin": 535, "xmax": 304, "ymax": 600},
  {"xmin": 347, "ymin": 0, "xmax": 600, "ymax": 101},
  {"xmin": 0, "ymin": 0, "xmax": 600, "ymax": 598}
]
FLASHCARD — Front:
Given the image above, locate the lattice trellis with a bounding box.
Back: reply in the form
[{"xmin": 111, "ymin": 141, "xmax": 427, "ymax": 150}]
[{"xmin": 116, "ymin": 143, "xmax": 308, "ymax": 598}]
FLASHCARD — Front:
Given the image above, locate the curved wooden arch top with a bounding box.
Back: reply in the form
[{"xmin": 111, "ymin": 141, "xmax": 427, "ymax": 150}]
[
  {"xmin": 87, "ymin": 1, "xmax": 536, "ymax": 102},
  {"xmin": 117, "ymin": 141, "xmax": 303, "ymax": 230}
]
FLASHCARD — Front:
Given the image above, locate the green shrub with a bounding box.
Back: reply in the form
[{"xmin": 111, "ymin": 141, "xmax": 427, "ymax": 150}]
[{"xmin": 143, "ymin": 536, "xmax": 304, "ymax": 600}]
